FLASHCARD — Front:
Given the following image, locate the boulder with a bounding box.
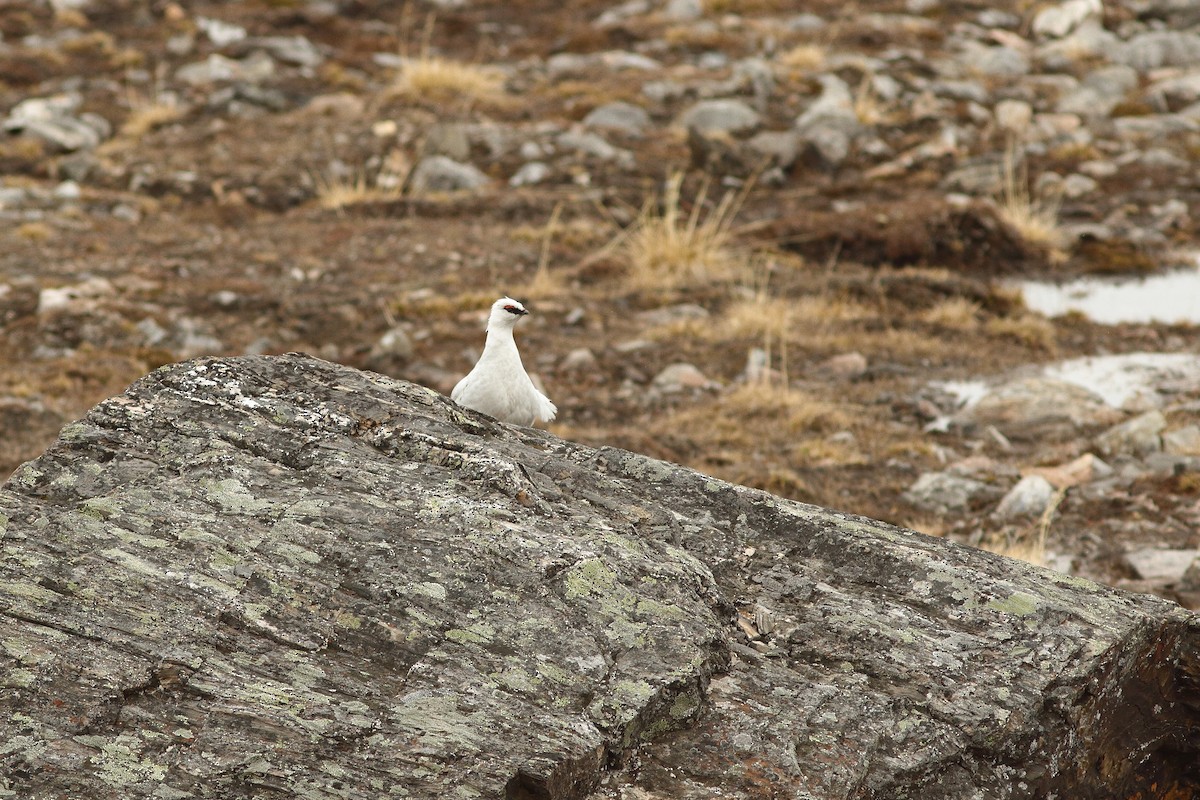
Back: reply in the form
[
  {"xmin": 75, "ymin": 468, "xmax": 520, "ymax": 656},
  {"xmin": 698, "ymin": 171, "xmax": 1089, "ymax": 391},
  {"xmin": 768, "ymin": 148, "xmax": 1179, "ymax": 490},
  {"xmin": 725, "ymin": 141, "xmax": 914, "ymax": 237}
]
[{"xmin": 2, "ymin": 355, "xmax": 1197, "ymax": 798}]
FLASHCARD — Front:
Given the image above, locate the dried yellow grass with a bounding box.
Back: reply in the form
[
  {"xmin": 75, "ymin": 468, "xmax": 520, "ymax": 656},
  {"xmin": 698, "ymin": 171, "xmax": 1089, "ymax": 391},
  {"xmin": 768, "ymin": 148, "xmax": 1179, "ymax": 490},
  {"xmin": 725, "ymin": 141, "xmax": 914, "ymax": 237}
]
[
  {"xmin": 622, "ymin": 173, "xmax": 746, "ymax": 289},
  {"xmin": 920, "ymin": 297, "xmax": 982, "ymax": 330},
  {"xmin": 120, "ymin": 99, "xmax": 186, "ymax": 139},
  {"xmin": 390, "ymin": 55, "xmax": 505, "ymax": 102},
  {"xmin": 704, "ymin": 383, "xmax": 851, "ymax": 437},
  {"xmin": 723, "ymin": 296, "xmax": 793, "ymax": 339},
  {"xmin": 312, "ymin": 150, "xmax": 411, "ymax": 211},
  {"xmin": 985, "ymin": 314, "xmax": 1056, "ymax": 351},
  {"xmin": 853, "ymin": 76, "xmax": 894, "ymax": 126},
  {"xmin": 779, "ymin": 43, "xmax": 826, "ymax": 72},
  {"xmin": 997, "ymin": 144, "xmax": 1068, "ymax": 258}
]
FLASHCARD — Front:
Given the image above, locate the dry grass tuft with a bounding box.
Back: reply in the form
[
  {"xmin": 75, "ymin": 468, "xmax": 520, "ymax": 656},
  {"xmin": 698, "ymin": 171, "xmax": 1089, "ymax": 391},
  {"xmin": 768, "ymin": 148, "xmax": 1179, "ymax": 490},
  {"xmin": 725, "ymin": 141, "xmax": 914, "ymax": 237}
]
[
  {"xmin": 997, "ymin": 144, "xmax": 1068, "ymax": 259},
  {"xmin": 389, "ymin": 56, "xmax": 505, "ymax": 103},
  {"xmin": 518, "ymin": 202, "xmax": 568, "ymax": 298},
  {"xmin": 16, "ymin": 222, "xmax": 54, "ymax": 242},
  {"xmin": 312, "ymin": 150, "xmax": 411, "ymax": 211},
  {"xmin": 620, "ymin": 173, "xmax": 747, "ymax": 289},
  {"xmin": 724, "ymin": 296, "xmax": 794, "ymax": 340},
  {"xmin": 702, "ymin": 383, "xmax": 851, "ymax": 438},
  {"xmin": 853, "ymin": 76, "xmax": 893, "ymax": 126},
  {"xmin": 920, "ymin": 297, "xmax": 981, "ymax": 330},
  {"xmin": 120, "ymin": 98, "xmax": 186, "ymax": 139},
  {"xmin": 779, "ymin": 43, "xmax": 826, "ymax": 72},
  {"xmin": 985, "ymin": 313, "xmax": 1056, "ymax": 352}
]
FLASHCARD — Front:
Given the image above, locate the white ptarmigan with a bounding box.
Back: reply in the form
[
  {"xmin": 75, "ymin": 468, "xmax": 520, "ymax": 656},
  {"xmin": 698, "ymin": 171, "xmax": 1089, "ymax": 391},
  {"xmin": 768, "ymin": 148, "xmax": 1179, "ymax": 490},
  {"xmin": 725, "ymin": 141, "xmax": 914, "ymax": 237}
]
[{"xmin": 451, "ymin": 297, "xmax": 557, "ymax": 426}]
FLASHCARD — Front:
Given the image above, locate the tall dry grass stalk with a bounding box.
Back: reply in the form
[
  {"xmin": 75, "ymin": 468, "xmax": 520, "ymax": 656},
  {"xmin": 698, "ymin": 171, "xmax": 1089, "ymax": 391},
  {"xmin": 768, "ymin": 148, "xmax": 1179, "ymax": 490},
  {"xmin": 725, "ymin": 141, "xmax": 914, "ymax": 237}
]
[
  {"xmin": 997, "ymin": 142, "xmax": 1067, "ymax": 259},
  {"xmin": 519, "ymin": 202, "xmax": 566, "ymax": 297},
  {"xmin": 984, "ymin": 487, "xmax": 1067, "ymax": 567}
]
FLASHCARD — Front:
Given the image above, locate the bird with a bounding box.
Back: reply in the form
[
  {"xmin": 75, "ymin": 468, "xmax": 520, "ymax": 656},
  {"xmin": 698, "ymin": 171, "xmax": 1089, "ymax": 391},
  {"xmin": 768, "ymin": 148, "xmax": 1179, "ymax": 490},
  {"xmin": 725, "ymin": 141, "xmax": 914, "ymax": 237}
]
[{"xmin": 451, "ymin": 297, "xmax": 557, "ymax": 426}]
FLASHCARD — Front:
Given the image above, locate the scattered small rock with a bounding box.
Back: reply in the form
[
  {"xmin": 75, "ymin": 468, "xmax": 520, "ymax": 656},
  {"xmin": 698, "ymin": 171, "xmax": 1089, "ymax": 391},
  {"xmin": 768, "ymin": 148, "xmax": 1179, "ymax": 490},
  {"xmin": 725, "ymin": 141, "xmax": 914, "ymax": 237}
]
[
  {"xmin": 1123, "ymin": 549, "xmax": 1200, "ymax": 583},
  {"xmin": 952, "ymin": 377, "xmax": 1120, "ymax": 442},
  {"xmin": 993, "ymin": 475, "xmax": 1057, "ymax": 519},
  {"xmin": 651, "ymin": 363, "xmax": 719, "ymax": 393},
  {"xmin": 636, "ymin": 304, "xmax": 709, "ymax": 327},
  {"xmin": 1025, "ymin": 453, "xmax": 1112, "ymax": 489},
  {"xmin": 410, "ymin": 156, "xmax": 491, "ymax": 193},
  {"xmin": 811, "ymin": 352, "xmax": 867, "ymax": 380},
  {"xmin": 509, "ymin": 162, "xmax": 551, "ymax": 187},
  {"xmin": 678, "ymin": 99, "xmax": 761, "ymax": 136},
  {"xmin": 1163, "ymin": 425, "xmax": 1200, "ymax": 456},
  {"xmin": 1095, "ymin": 410, "xmax": 1166, "ymax": 458},
  {"xmin": 903, "ymin": 471, "xmax": 999, "ymax": 513},
  {"xmin": 583, "ymin": 102, "xmax": 651, "ymax": 136},
  {"xmin": 560, "ymin": 348, "xmax": 599, "ymax": 372},
  {"xmin": 1032, "ymin": 0, "xmax": 1101, "ymax": 39}
]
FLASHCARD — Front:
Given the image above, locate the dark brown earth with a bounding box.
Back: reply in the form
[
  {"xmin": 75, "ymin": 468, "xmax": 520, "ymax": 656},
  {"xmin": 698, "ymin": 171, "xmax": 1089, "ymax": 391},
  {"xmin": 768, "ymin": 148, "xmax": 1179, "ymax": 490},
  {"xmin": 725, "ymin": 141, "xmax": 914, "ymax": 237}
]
[{"xmin": 1, "ymin": 0, "xmax": 1198, "ymax": 602}]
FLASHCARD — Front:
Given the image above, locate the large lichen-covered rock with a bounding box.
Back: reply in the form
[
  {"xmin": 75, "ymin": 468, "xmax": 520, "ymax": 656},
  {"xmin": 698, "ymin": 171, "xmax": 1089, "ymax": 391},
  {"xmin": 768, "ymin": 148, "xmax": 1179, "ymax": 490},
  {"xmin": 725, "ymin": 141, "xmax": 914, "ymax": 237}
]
[{"xmin": 1, "ymin": 354, "xmax": 1197, "ymax": 799}]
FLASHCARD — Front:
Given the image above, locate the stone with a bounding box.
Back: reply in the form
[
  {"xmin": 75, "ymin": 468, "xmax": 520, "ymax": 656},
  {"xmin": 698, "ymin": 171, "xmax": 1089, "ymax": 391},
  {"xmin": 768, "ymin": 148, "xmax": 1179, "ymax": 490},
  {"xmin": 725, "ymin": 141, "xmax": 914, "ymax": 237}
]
[
  {"xmin": 993, "ymin": 475, "xmax": 1058, "ymax": 519},
  {"xmin": 1123, "ymin": 549, "xmax": 1200, "ymax": 583},
  {"xmin": 1032, "ymin": 0, "xmax": 1101, "ymax": 38},
  {"xmin": 1061, "ymin": 173, "xmax": 1098, "ymax": 198},
  {"xmin": 952, "ymin": 377, "xmax": 1121, "ymax": 442},
  {"xmin": 678, "ymin": 99, "xmax": 761, "ymax": 135},
  {"xmin": 509, "ymin": 161, "xmax": 551, "ymax": 187},
  {"xmin": 902, "ymin": 471, "xmax": 997, "ymax": 513},
  {"xmin": 664, "ymin": 0, "xmax": 703, "ymax": 21},
  {"xmin": 1163, "ymin": 425, "xmax": 1200, "ymax": 456},
  {"xmin": 635, "ymin": 303, "xmax": 709, "ymax": 326},
  {"xmin": 812, "ymin": 351, "xmax": 868, "ymax": 380},
  {"xmin": 1, "ymin": 354, "xmax": 1197, "ymax": 798},
  {"xmin": 794, "ymin": 75, "xmax": 861, "ymax": 166},
  {"xmin": 197, "ymin": 15, "xmax": 247, "ymax": 46},
  {"xmin": 557, "ymin": 130, "xmax": 633, "ymax": 165},
  {"xmin": 409, "ymin": 156, "xmax": 491, "ymax": 193},
  {"xmin": 1025, "ymin": 453, "xmax": 1112, "ymax": 489},
  {"xmin": 1147, "ymin": 71, "xmax": 1200, "ymax": 111},
  {"xmin": 1116, "ymin": 31, "xmax": 1200, "ymax": 72},
  {"xmin": 560, "ymin": 347, "xmax": 598, "ymax": 372},
  {"xmin": 176, "ymin": 51, "xmax": 276, "ymax": 85},
  {"xmin": 651, "ymin": 362, "xmax": 718, "ymax": 393},
  {"xmin": 237, "ymin": 35, "xmax": 325, "ymax": 68},
  {"xmin": 365, "ymin": 326, "xmax": 414, "ymax": 375},
  {"xmin": 1095, "ymin": 410, "xmax": 1167, "ymax": 458},
  {"xmin": 2, "ymin": 93, "xmax": 105, "ymax": 152},
  {"xmin": 745, "ymin": 130, "xmax": 802, "ymax": 168},
  {"xmin": 582, "ymin": 101, "xmax": 651, "ymax": 135}
]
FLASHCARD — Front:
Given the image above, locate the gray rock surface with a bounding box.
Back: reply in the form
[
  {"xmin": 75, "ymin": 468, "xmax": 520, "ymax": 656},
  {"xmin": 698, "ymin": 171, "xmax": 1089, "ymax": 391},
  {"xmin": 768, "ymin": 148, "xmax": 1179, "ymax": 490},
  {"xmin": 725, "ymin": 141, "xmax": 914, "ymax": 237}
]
[
  {"xmin": 2, "ymin": 354, "xmax": 1198, "ymax": 799},
  {"xmin": 903, "ymin": 470, "xmax": 998, "ymax": 513},
  {"xmin": 582, "ymin": 102, "xmax": 651, "ymax": 136},
  {"xmin": 409, "ymin": 155, "xmax": 491, "ymax": 193},
  {"xmin": 993, "ymin": 474, "xmax": 1058, "ymax": 519},
  {"xmin": 677, "ymin": 98, "xmax": 761, "ymax": 135}
]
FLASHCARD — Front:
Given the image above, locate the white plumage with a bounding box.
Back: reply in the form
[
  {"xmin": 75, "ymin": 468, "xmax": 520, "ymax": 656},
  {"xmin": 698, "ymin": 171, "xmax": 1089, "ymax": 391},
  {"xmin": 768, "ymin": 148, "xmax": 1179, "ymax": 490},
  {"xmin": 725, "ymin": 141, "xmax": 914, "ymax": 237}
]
[{"xmin": 451, "ymin": 297, "xmax": 557, "ymax": 426}]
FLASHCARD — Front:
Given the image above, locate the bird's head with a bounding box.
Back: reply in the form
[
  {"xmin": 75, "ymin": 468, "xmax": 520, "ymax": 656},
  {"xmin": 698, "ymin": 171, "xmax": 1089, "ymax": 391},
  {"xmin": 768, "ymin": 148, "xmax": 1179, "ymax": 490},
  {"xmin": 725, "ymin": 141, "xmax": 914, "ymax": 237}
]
[{"xmin": 488, "ymin": 297, "xmax": 529, "ymax": 328}]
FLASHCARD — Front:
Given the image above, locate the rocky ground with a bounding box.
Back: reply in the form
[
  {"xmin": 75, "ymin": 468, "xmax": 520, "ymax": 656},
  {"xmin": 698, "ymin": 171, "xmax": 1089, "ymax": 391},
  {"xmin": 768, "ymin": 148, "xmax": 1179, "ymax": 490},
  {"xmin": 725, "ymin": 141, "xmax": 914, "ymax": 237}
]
[{"xmin": 1, "ymin": 0, "xmax": 1198, "ymax": 606}]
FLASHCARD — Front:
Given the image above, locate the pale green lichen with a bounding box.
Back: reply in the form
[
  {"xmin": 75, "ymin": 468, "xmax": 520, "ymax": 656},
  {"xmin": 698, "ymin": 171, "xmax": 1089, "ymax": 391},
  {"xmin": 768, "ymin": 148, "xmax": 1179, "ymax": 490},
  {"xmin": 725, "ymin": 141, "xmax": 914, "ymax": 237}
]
[
  {"xmin": 203, "ymin": 478, "xmax": 271, "ymax": 514},
  {"xmin": 446, "ymin": 623, "xmax": 495, "ymax": 645},
  {"xmin": 987, "ymin": 591, "xmax": 1039, "ymax": 617},
  {"xmin": 407, "ymin": 582, "xmax": 448, "ymax": 600},
  {"xmin": 564, "ymin": 559, "xmax": 619, "ymax": 600},
  {"xmin": 669, "ymin": 689, "xmax": 699, "ymax": 720}
]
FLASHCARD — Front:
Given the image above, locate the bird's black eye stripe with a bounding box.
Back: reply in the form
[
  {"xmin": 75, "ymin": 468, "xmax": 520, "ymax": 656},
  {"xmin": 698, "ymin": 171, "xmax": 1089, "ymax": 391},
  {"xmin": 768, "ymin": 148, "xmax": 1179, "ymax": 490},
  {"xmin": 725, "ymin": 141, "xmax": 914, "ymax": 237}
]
[{"xmin": 504, "ymin": 305, "xmax": 522, "ymax": 314}]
